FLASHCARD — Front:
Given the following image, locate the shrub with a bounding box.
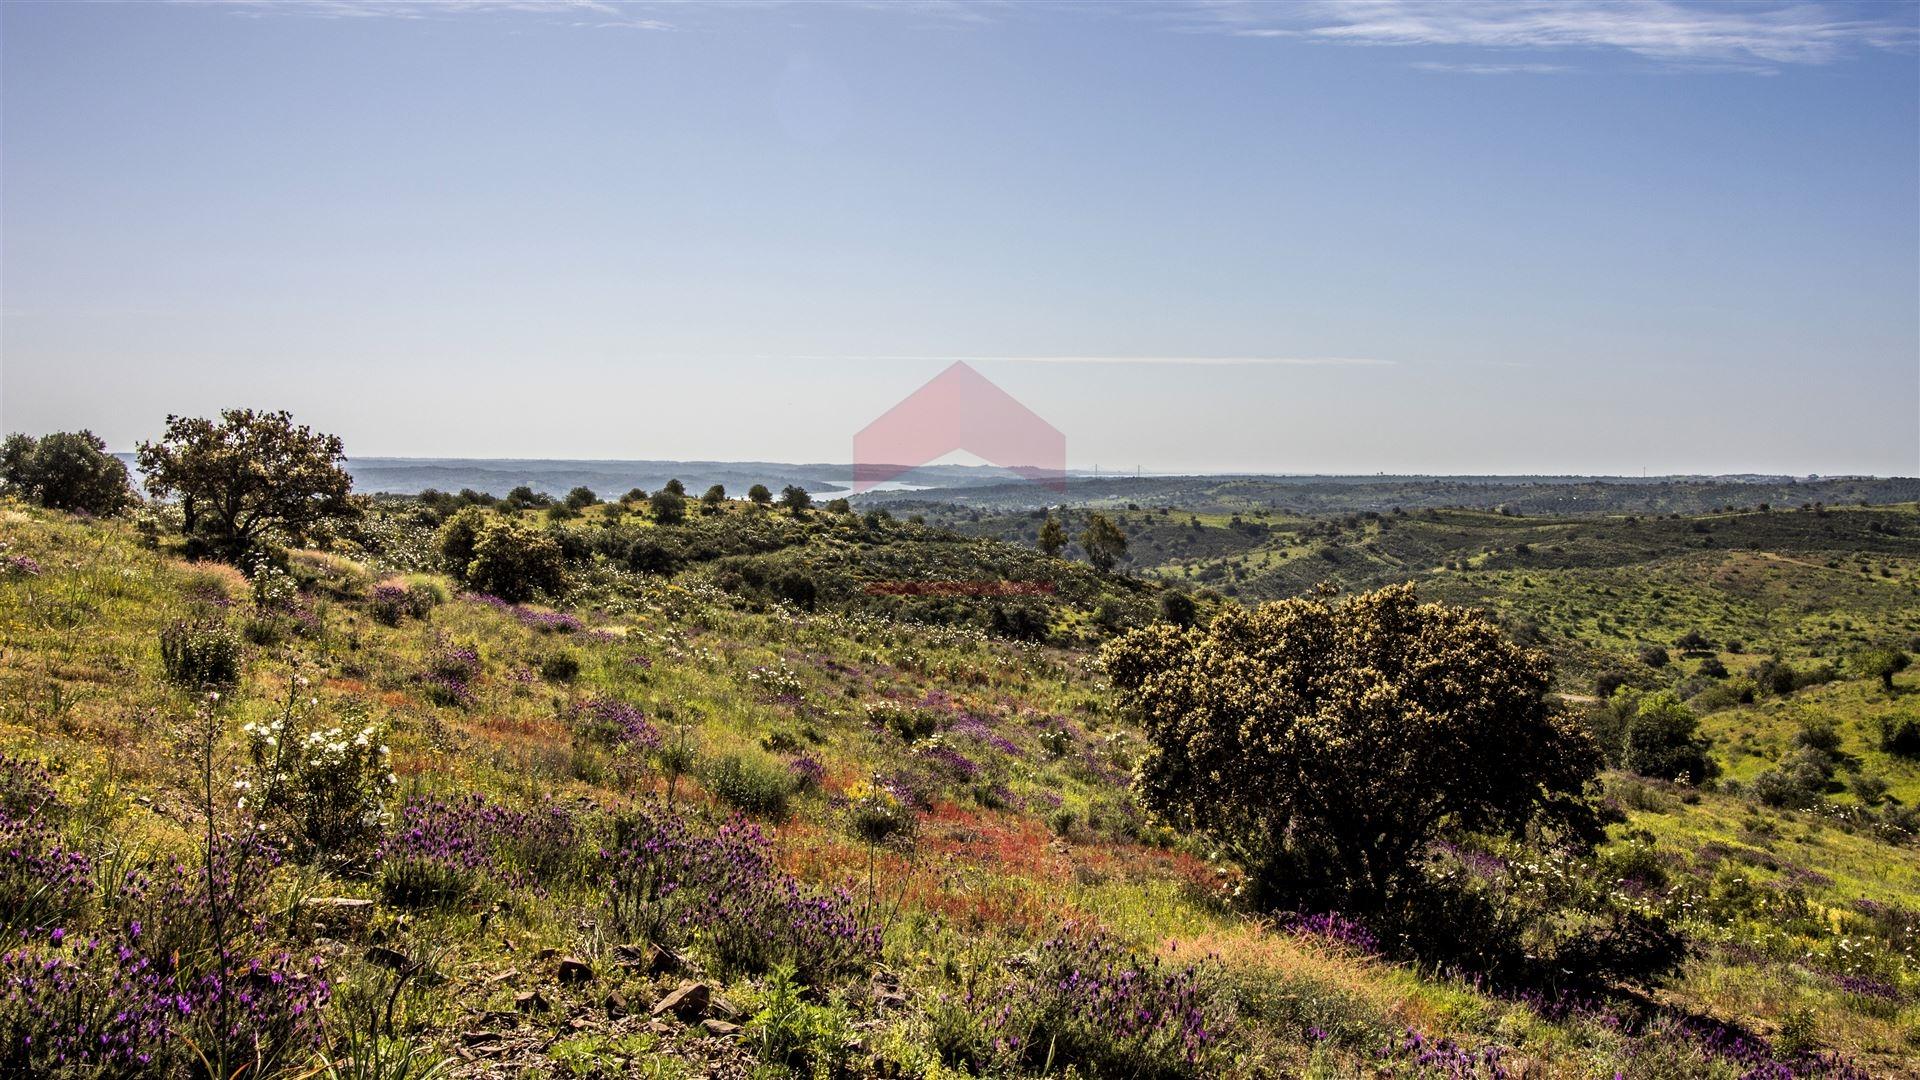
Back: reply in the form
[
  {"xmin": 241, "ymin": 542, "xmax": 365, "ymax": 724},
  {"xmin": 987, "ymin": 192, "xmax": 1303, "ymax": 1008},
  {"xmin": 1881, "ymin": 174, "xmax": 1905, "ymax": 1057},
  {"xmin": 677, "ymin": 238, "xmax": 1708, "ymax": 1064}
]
[
  {"xmin": 538, "ymin": 651, "xmax": 582, "ymax": 683},
  {"xmin": 3, "ymin": 830, "xmax": 329, "ymax": 1079},
  {"xmin": 1611, "ymin": 689, "xmax": 1718, "ymax": 783},
  {"xmin": 650, "ymin": 488, "xmax": 687, "ymax": 525},
  {"xmin": 1386, "ymin": 841, "xmax": 1688, "ymax": 987},
  {"xmin": 369, "ymin": 580, "xmax": 439, "ymax": 626},
  {"xmin": 1158, "ymin": 590, "xmax": 1198, "ymax": 627},
  {"xmin": 434, "ymin": 506, "xmax": 490, "ymax": 578},
  {"xmin": 376, "ymin": 794, "xmax": 580, "ymax": 908},
  {"xmin": 744, "ymin": 966, "xmax": 858, "ymax": 1076},
  {"xmin": 1638, "ymin": 645, "xmax": 1670, "ymax": 668},
  {"xmin": 1751, "ymin": 747, "xmax": 1837, "ymax": 809},
  {"xmin": 463, "ymin": 519, "xmax": 566, "ymax": 602},
  {"xmin": 1105, "ymin": 584, "xmax": 1601, "ymax": 913},
  {"xmin": 240, "ymin": 693, "xmax": 394, "ymax": 865},
  {"xmin": 0, "ymin": 429, "xmax": 134, "ymax": 515},
  {"xmin": 418, "ymin": 639, "xmax": 481, "ymax": 708},
  {"xmin": 625, "ymin": 535, "xmax": 681, "ymax": 575},
  {"xmin": 866, "ymin": 701, "xmax": 938, "ymax": 743},
  {"xmin": 0, "ymin": 754, "xmax": 92, "ymax": 937},
  {"xmin": 705, "ymin": 752, "xmax": 792, "ymax": 819},
  {"xmin": 931, "ymin": 924, "xmax": 1225, "ymax": 1078},
  {"xmin": 773, "ymin": 570, "xmax": 816, "ymax": 609},
  {"xmin": 1876, "ymin": 712, "xmax": 1920, "ymax": 759},
  {"xmin": 159, "ymin": 618, "xmax": 242, "ymax": 690},
  {"xmin": 601, "ymin": 809, "xmax": 878, "ymax": 984}
]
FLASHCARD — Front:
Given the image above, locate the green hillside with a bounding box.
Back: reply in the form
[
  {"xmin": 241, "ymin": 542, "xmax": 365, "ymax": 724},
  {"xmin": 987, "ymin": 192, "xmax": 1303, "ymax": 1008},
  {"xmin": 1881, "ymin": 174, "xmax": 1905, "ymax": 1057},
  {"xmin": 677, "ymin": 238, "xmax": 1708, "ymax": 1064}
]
[{"xmin": 3, "ymin": 492, "xmax": 1919, "ymax": 1078}]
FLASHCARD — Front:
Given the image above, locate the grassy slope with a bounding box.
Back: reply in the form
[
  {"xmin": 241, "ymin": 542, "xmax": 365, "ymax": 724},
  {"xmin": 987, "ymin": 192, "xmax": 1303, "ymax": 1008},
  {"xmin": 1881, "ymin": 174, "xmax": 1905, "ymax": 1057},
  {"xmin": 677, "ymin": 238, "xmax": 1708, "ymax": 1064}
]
[{"xmin": 3, "ymin": 501, "xmax": 1918, "ymax": 1077}]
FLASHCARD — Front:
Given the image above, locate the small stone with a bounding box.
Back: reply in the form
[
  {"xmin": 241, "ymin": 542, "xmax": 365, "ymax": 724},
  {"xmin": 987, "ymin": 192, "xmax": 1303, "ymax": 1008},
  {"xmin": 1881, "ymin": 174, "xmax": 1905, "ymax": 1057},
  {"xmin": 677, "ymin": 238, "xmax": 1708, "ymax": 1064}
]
[
  {"xmin": 364, "ymin": 946, "xmax": 411, "ymax": 972},
  {"xmin": 481, "ymin": 968, "xmax": 518, "ymax": 987},
  {"xmin": 555, "ymin": 957, "xmax": 594, "ymax": 985},
  {"xmin": 304, "ymin": 896, "xmax": 375, "ymax": 914},
  {"xmin": 514, "ymin": 989, "xmax": 550, "ymax": 1014},
  {"xmin": 701, "ymin": 1018, "xmax": 742, "ymax": 1037},
  {"xmin": 650, "ymin": 980, "xmax": 710, "ymax": 1020}
]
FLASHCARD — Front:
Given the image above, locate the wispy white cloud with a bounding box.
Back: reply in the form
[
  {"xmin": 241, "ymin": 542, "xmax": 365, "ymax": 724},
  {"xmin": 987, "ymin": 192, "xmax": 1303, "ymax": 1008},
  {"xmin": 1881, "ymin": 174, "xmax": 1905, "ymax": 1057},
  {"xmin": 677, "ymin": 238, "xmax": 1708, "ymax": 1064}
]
[
  {"xmin": 1184, "ymin": 1, "xmax": 1918, "ymax": 71},
  {"xmin": 774, "ymin": 355, "xmax": 1394, "ymax": 367},
  {"xmin": 201, "ymin": 1, "xmax": 671, "ymax": 31},
  {"xmin": 1409, "ymin": 60, "xmax": 1569, "ymax": 75}
]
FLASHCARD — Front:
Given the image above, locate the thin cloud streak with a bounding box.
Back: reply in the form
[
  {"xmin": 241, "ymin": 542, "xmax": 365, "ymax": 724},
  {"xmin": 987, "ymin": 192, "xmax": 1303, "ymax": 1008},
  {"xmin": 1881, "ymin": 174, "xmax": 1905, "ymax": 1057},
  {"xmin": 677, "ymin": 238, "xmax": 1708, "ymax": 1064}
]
[
  {"xmin": 1410, "ymin": 61, "xmax": 1569, "ymax": 75},
  {"xmin": 196, "ymin": 1, "xmax": 672, "ymax": 31},
  {"xmin": 1185, "ymin": 1, "xmax": 1918, "ymax": 70}
]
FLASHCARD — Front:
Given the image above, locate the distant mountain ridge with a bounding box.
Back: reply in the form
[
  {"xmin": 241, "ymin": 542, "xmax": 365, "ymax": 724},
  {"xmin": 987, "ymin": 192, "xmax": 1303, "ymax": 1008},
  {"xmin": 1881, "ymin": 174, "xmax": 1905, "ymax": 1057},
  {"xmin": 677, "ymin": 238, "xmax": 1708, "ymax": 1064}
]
[{"xmin": 110, "ymin": 455, "xmax": 1917, "ymax": 509}]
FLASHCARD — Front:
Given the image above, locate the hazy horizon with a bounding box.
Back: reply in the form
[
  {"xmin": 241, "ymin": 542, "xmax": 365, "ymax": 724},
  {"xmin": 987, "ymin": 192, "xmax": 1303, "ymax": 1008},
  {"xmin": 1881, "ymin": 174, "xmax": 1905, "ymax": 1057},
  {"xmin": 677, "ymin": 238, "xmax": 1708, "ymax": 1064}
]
[{"xmin": 4, "ymin": 1, "xmax": 1917, "ymax": 475}]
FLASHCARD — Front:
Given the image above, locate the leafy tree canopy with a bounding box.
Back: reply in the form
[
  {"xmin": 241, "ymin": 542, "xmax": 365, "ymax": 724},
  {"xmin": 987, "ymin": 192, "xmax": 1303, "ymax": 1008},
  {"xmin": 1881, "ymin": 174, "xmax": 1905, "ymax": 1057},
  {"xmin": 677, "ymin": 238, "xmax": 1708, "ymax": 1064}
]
[
  {"xmin": 1, "ymin": 430, "xmax": 133, "ymax": 515},
  {"xmin": 1080, "ymin": 512, "xmax": 1128, "ymax": 572},
  {"xmin": 1104, "ymin": 584, "xmax": 1602, "ymax": 912},
  {"xmin": 135, "ymin": 409, "xmax": 355, "ymax": 559}
]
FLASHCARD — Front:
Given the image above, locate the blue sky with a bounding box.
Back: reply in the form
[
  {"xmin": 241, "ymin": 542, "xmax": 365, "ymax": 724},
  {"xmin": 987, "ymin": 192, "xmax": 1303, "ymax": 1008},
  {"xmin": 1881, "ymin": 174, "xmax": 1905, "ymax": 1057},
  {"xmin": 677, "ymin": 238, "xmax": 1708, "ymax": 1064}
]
[{"xmin": 2, "ymin": 1, "xmax": 1916, "ymax": 475}]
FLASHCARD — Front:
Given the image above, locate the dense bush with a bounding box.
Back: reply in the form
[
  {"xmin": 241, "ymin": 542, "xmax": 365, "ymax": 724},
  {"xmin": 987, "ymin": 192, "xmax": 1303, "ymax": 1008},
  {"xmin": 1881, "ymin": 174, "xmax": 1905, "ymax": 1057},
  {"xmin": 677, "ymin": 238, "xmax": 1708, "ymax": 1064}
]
[
  {"xmin": 136, "ymin": 409, "xmax": 357, "ymax": 560},
  {"xmin": 434, "ymin": 506, "xmax": 490, "ymax": 577},
  {"xmin": 239, "ymin": 691, "xmax": 394, "ymax": 865},
  {"xmin": 158, "ymin": 618, "xmax": 243, "ymax": 690},
  {"xmin": 0, "ymin": 430, "xmax": 134, "ymax": 515},
  {"xmin": 369, "ymin": 579, "xmax": 441, "ymax": 626},
  {"xmin": 1608, "ymin": 689, "xmax": 1718, "ymax": 783},
  {"xmin": 1105, "ymin": 584, "xmax": 1601, "ymax": 913},
  {"xmin": 704, "ymin": 752, "xmax": 793, "ymax": 819},
  {"xmin": 463, "ymin": 518, "xmax": 566, "ymax": 602},
  {"xmin": 1876, "ymin": 711, "xmax": 1920, "ymax": 759}
]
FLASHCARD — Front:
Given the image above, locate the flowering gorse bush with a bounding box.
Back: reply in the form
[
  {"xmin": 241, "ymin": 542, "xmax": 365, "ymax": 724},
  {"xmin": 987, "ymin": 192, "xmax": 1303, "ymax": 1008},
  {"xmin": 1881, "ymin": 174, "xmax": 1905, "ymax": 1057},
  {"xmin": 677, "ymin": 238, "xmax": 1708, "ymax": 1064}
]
[{"xmin": 239, "ymin": 678, "xmax": 394, "ymax": 865}]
